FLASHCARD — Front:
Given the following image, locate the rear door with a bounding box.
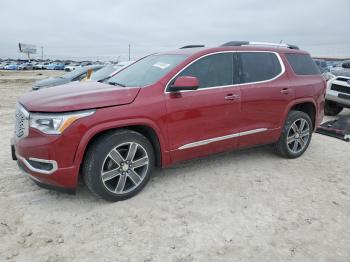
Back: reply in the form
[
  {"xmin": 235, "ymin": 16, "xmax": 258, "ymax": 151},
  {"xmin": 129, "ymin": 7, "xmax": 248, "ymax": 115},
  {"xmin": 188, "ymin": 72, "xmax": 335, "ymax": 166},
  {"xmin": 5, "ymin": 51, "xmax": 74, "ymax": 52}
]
[
  {"xmin": 165, "ymin": 52, "xmax": 241, "ymax": 162},
  {"xmin": 237, "ymin": 51, "xmax": 294, "ymax": 147}
]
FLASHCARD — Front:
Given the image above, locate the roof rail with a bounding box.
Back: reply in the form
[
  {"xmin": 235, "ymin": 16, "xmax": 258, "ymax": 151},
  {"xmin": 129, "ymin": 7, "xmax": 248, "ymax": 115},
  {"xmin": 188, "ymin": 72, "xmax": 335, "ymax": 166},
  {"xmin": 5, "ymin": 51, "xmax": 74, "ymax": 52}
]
[
  {"xmin": 221, "ymin": 41, "xmax": 249, "ymax": 47},
  {"xmin": 221, "ymin": 41, "xmax": 299, "ymax": 50},
  {"xmin": 180, "ymin": 45, "xmax": 205, "ymax": 49}
]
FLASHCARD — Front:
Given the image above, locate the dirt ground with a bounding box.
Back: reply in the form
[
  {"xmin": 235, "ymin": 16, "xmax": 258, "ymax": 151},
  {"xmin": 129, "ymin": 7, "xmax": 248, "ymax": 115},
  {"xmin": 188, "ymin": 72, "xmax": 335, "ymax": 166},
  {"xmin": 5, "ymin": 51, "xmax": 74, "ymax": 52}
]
[{"xmin": 0, "ymin": 70, "xmax": 349, "ymax": 262}]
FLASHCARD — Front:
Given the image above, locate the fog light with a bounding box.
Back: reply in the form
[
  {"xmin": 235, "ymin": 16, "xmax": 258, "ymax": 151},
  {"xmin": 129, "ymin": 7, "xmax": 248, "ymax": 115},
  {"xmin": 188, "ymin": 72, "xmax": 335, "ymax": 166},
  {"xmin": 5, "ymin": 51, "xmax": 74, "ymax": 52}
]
[{"xmin": 27, "ymin": 159, "xmax": 54, "ymax": 171}]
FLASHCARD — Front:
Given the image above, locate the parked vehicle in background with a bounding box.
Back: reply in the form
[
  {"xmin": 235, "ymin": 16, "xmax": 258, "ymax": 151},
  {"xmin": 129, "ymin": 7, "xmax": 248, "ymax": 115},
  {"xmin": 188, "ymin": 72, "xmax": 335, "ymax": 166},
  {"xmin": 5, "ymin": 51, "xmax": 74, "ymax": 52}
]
[
  {"xmin": 18, "ymin": 63, "xmax": 34, "ymax": 70},
  {"xmin": 80, "ymin": 61, "xmax": 92, "ymax": 66},
  {"xmin": 4, "ymin": 63, "xmax": 20, "ymax": 70},
  {"xmin": 325, "ymin": 75, "xmax": 350, "ymax": 115},
  {"xmin": 34, "ymin": 62, "xmax": 50, "ymax": 70},
  {"xmin": 88, "ymin": 61, "xmax": 134, "ymax": 82},
  {"xmin": 322, "ymin": 72, "xmax": 336, "ymax": 82},
  {"xmin": 313, "ymin": 59, "xmax": 329, "ymax": 73},
  {"xmin": 330, "ymin": 60, "xmax": 350, "ymax": 77},
  {"xmin": 64, "ymin": 63, "xmax": 80, "ymax": 72},
  {"xmin": 32, "ymin": 65, "xmax": 103, "ymax": 90},
  {"xmin": 12, "ymin": 41, "xmax": 326, "ymax": 201},
  {"xmin": 46, "ymin": 63, "xmax": 65, "ymax": 70},
  {"xmin": 0, "ymin": 62, "xmax": 8, "ymax": 69}
]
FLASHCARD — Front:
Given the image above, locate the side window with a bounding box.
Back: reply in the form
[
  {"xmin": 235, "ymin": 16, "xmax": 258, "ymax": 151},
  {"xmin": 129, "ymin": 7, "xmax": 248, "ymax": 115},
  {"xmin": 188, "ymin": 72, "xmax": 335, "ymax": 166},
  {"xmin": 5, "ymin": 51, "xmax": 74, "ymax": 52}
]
[
  {"xmin": 286, "ymin": 53, "xmax": 320, "ymax": 75},
  {"xmin": 176, "ymin": 53, "xmax": 235, "ymax": 88},
  {"xmin": 238, "ymin": 52, "xmax": 282, "ymax": 83}
]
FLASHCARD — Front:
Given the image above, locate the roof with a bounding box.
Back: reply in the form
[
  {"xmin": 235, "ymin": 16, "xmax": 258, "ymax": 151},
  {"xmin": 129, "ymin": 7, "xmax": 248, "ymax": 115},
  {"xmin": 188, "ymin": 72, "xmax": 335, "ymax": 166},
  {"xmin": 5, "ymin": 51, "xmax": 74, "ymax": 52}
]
[{"xmin": 158, "ymin": 45, "xmax": 307, "ymax": 57}]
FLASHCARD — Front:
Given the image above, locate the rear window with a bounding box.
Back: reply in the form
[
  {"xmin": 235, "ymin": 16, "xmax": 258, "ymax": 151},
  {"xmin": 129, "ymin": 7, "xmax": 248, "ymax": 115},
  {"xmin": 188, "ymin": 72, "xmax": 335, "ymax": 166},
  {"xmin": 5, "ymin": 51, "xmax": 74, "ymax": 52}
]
[
  {"xmin": 286, "ymin": 53, "xmax": 320, "ymax": 75},
  {"xmin": 238, "ymin": 52, "xmax": 282, "ymax": 83}
]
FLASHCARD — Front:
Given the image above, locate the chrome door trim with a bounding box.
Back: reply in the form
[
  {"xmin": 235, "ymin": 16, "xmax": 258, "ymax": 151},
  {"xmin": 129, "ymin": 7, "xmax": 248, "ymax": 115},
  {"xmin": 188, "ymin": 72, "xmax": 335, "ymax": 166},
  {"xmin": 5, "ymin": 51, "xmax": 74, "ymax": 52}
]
[
  {"xmin": 178, "ymin": 128, "xmax": 268, "ymax": 150},
  {"xmin": 164, "ymin": 51, "xmax": 285, "ymax": 94}
]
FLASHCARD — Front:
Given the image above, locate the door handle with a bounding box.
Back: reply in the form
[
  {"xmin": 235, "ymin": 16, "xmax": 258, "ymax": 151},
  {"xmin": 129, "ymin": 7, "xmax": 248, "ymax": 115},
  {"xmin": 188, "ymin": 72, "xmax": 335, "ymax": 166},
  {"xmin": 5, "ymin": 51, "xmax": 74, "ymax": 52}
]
[
  {"xmin": 280, "ymin": 88, "xmax": 291, "ymax": 94},
  {"xmin": 225, "ymin": 94, "xmax": 240, "ymax": 100}
]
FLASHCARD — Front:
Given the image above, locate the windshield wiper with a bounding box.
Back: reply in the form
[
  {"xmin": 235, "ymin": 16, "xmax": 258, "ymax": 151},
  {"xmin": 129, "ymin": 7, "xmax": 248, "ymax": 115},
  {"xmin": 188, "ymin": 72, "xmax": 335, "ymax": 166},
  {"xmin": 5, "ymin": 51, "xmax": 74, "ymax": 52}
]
[
  {"xmin": 107, "ymin": 81, "xmax": 126, "ymax": 87},
  {"xmin": 98, "ymin": 76, "xmax": 112, "ymax": 83}
]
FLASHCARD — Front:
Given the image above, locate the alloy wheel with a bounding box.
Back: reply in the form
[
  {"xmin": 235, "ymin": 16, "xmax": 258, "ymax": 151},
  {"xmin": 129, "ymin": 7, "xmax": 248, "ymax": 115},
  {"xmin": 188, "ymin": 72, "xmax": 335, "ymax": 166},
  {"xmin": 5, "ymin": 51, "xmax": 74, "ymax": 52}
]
[
  {"xmin": 286, "ymin": 118, "xmax": 310, "ymax": 154},
  {"xmin": 101, "ymin": 142, "xmax": 149, "ymax": 194}
]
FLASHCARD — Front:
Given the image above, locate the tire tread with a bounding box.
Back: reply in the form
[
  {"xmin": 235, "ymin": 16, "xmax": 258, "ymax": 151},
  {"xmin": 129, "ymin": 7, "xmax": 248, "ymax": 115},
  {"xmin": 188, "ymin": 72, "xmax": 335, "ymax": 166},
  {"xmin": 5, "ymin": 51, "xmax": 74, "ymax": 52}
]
[
  {"xmin": 82, "ymin": 129, "xmax": 154, "ymax": 201},
  {"xmin": 274, "ymin": 110, "xmax": 312, "ymax": 159}
]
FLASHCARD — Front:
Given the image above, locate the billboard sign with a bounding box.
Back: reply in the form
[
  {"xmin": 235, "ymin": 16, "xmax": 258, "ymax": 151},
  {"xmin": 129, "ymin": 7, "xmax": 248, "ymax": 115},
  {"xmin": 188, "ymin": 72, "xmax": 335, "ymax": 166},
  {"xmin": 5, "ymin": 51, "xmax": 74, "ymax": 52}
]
[{"xmin": 18, "ymin": 43, "xmax": 37, "ymax": 54}]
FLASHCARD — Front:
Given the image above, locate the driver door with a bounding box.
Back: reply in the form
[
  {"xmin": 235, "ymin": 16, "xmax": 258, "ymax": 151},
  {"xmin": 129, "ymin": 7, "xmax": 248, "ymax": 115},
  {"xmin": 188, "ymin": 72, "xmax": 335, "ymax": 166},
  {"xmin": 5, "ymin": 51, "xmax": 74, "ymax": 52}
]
[{"xmin": 165, "ymin": 52, "xmax": 241, "ymax": 163}]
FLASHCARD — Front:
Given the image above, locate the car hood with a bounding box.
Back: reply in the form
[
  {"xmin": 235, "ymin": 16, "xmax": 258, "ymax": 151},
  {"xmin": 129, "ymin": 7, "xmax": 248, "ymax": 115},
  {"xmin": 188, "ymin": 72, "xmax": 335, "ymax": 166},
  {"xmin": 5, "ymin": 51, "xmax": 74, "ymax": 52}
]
[
  {"xmin": 20, "ymin": 81, "xmax": 141, "ymax": 112},
  {"xmin": 330, "ymin": 68, "xmax": 350, "ymax": 77},
  {"xmin": 33, "ymin": 77, "xmax": 70, "ymax": 89}
]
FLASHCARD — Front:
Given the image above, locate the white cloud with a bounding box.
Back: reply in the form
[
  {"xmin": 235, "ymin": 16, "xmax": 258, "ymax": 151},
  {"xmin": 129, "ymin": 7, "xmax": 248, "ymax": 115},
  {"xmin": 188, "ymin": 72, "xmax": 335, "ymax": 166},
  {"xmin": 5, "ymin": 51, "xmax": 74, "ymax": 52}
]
[{"xmin": 1, "ymin": 0, "xmax": 349, "ymax": 60}]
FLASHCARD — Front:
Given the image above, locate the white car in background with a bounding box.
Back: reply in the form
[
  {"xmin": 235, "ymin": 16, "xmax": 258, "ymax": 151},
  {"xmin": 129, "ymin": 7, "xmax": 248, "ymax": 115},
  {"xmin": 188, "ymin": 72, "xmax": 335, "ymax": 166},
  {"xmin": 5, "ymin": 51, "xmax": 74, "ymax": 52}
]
[
  {"xmin": 330, "ymin": 60, "xmax": 350, "ymax": 77},
  {"xmin": 325, "ymin": 75, "xmax": 350, "ymax": 115},
  {"xmin": 64, "ymin": 63, "xmax": 80, "ymax": 72},
  {"xmin": 88, "ymin": 61, "xmax": 134, "ymax": 82},
  {"xmin": 34, "ymin": 62, "xmax": 50, "ymax": 69}
]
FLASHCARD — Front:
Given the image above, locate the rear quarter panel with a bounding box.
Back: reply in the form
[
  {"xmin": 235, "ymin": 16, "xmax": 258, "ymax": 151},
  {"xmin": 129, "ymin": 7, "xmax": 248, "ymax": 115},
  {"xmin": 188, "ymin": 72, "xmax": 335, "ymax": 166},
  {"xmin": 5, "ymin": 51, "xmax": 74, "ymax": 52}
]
[{"xmin": 282, "ymin": 74, "xmax": 325, "ymax": 129}]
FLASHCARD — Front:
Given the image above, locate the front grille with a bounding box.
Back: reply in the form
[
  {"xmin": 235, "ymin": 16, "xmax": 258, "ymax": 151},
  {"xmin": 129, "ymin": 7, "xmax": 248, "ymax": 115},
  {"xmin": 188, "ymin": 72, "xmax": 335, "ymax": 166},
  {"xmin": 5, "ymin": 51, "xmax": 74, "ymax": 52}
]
[
  {"xmin": 331, "ymin": 84, "xmax": 350, "ymax": 95},
  {"xmin": 14, "ymin": 104, "xmax": 29, "ymax": 139},
  {"xmin": 336, "ymin": 77, "xmax": 350, "ymax": 83}
]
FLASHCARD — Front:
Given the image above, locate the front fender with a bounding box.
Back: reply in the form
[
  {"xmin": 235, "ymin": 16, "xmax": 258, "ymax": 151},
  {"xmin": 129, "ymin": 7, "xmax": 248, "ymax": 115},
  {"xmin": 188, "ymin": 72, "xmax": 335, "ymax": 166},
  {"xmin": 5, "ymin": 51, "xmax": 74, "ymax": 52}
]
[{"xmin": 72, "ymin": 117, "xmax": 170, "ymax": 171}]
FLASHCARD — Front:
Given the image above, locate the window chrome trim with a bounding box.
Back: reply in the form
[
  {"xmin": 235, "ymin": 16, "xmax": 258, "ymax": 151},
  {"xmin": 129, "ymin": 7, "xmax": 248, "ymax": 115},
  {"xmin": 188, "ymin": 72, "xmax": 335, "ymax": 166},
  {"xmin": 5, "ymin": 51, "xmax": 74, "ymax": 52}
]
[
  {"xmin": 16, "ymin": 153, "xmax": 58, "ymax": 175},
  {"xmin": 164, "ymin": 51, "xmax": 285, "ymax": 94},
  {"xmin": 178, "ymin": 128, "xmax": 268, "ymax": 150}
]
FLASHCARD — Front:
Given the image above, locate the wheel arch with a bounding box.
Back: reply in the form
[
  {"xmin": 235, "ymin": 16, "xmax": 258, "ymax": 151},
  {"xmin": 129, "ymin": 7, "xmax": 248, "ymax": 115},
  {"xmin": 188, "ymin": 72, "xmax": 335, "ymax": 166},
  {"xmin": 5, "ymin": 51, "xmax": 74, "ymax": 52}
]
[
  {"xmin": 74, "ymin": 121, "xmax": 168, "ymax": 178},
  {"xmin": 284, "ymin": 99, "xmax": 317, "ymax": 130}
]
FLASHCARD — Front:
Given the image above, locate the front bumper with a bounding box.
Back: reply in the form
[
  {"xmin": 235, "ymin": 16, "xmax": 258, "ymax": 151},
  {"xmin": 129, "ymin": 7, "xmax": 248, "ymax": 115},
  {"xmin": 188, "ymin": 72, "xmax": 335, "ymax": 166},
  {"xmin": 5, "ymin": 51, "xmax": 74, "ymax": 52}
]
[
  {"xmin": 11, "ymin": 129, "xmax": 81, "ymax": 191},
  {"xmin": 326, "ymin": 90, "xmax": 350, "ymax": 107},
  {"xmin": 15, "ymin": 158, "xmax": 76, "ymax": 194},
  {"xmin": 14, "ymin": 150, "xmax": 58, "ymax": 175}
]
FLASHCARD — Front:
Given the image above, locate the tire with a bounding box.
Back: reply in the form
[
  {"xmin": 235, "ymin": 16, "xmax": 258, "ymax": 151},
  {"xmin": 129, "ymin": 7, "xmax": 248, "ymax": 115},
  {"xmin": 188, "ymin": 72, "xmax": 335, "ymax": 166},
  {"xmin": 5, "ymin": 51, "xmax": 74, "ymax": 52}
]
[
  {"xmin": 83, "ymin": 129, "xmax": 155, "ymax": 201},
  {"xmin": 324, "ymin": 100, "xmax": 343, "ymax": 116},
  {"xmin": 274, "ymin": 110, "xmax": 313, "ymax": 159}
]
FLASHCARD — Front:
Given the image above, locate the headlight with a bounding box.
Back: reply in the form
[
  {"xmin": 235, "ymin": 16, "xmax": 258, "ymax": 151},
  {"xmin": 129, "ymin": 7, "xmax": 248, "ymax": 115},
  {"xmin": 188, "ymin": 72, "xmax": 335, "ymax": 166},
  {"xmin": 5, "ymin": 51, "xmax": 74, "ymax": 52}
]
[
  {"xmin": 322, "ymin": 72, "xmax": 336, "ymax": 82},
  {"xmin": 30, "ymin": 109, "xmax": 95, "ymax": 134}
]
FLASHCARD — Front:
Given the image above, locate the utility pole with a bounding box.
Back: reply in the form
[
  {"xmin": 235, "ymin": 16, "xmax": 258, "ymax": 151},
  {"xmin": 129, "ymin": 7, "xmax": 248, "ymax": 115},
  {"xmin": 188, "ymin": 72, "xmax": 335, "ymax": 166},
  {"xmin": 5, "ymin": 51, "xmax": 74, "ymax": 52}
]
[
  {"xmin": 41, "ymin": 46, "xmax": 44, "ymax": 60},
  {"xmin": 128, "ymin": 44, "xmax": 131, "ymax": 61}
]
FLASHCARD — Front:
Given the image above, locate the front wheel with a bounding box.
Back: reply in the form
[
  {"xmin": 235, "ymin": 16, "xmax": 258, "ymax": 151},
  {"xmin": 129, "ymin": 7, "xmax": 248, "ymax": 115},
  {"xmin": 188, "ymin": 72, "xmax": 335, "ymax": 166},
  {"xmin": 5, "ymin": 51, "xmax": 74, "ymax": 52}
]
[
  {"xmin": 83, "ymin": 130, "xmax": 155, "ymax": 201},
  {"xmin": 274, "ymin": 110, "xmax": 313, "ymax": 159}
]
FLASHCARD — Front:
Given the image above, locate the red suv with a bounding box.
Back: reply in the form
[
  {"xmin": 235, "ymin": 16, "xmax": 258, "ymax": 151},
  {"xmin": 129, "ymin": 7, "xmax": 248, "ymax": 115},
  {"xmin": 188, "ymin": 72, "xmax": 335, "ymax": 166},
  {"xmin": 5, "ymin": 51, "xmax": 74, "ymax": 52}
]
[{"xmin": 12, "ymin": 41, "xmax": 326, "ymax": 201}]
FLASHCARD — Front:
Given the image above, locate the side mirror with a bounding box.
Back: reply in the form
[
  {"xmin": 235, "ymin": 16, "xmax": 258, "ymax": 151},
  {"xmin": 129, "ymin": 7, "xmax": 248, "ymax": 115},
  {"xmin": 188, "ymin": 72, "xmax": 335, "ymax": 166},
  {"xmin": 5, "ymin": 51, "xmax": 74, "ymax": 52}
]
[{"xmin": 169, "ymin": 76, "xmax": 199, "ymax": 92}]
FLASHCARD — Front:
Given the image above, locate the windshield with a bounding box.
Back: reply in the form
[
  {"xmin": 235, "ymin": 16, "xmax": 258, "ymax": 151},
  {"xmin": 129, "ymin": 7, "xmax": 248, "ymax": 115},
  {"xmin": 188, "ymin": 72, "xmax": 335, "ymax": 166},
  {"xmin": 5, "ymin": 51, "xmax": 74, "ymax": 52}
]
[
  {"xmin": 60, "ymin": 67, "xmax": 86, "ymax": 79},
  {"xmin": 106, "ymin": 54, "xmax": 188, "ymax": 87},
  {"xmin": 91, "ymin": 65, "xmax": 119, "ymax": 81}
]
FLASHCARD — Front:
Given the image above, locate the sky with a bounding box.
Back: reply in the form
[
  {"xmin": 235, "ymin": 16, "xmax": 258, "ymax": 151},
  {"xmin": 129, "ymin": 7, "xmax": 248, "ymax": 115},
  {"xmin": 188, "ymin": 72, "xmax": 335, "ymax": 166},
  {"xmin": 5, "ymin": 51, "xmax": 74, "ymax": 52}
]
[{"xmin": 0, "ymin": 0, "xmax": 349, "ymax": 61}]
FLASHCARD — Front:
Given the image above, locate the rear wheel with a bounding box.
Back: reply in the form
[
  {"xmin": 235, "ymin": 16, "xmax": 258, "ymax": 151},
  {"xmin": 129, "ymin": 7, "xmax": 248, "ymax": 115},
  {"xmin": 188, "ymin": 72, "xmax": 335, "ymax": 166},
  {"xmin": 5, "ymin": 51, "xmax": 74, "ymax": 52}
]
[
  {"xmin": 324, "ymin": 100, "xmax": 343, "ymax": 116},
  {"xmin": 274, "ymin": 110, "xmax": 312, "ymax": 158},
  {"xmin": 83, "ymin": 130, "xmax": 155, "ymax": 201}
]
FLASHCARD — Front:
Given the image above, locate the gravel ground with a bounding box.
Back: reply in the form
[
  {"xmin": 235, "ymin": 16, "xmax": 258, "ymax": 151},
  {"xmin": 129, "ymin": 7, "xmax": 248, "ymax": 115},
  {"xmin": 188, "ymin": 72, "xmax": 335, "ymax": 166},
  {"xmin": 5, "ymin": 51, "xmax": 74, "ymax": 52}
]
[{"xmin": 0, "ymin": 70, "xmax": 349, "ymax": 262}]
